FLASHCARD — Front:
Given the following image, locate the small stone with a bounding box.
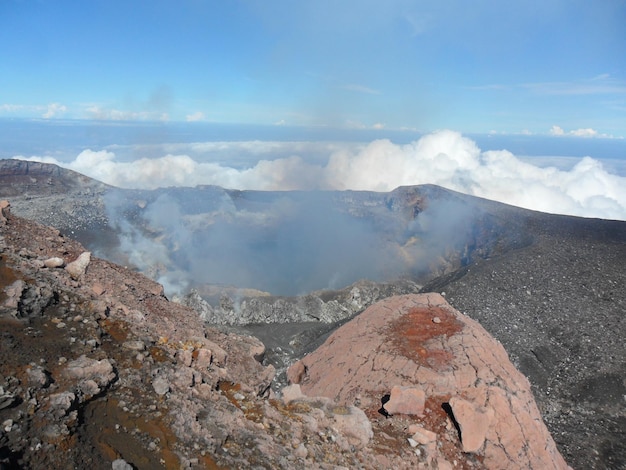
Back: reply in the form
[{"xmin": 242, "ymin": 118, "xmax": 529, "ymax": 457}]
[
  {"xmin": 56, "ymin": 322, "xmax": 66, "ymax": 329},
  {"xmin": 92, "ymin": 283, "xmax": 106, "ymax": 296},
  {"xmin": 407, "ymin": 437, "xmax": 418, "ymax": 448},
  {"xmin": 65, "ymin": 252, "xmax": 91, "ymax": 280},
  {"xmin": 3, "ymin": 419, "xmax": 13, "ymax": 432},
  {"xmin": 294, "ymin": 443, "xmax": 308, "ymax": 459},
  {"xmin": 153, "ymin": 376, "xmax": 170, "ymax": 396},
  {"xmin": 122, "ymin": 340, "xmax": 146, "ymax": 351},
  {"xmin": 43, "ymin": 257, "xmax": 65, "ymax": 268},
  {"xmin": 412, "ymin": 427, "xmax": 437, "ymax": 445},
  {"xmin": 432, "ymin": 316, "xmax": 441, "ymax": 324},
  {"xmin": 112, "ymin": 459, "xmax": 133, "ymax": 470}
]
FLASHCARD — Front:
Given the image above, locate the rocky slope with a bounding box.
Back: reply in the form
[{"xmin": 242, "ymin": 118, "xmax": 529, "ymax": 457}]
[{"xmin": 0, "ymin": 202, "xmax": 570, "ymax": 469}]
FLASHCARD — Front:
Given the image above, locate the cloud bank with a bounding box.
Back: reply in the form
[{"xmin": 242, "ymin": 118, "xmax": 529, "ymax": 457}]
[{"xmin": 20, "ymin": 129, "xmax": 626, "ymax": 220}]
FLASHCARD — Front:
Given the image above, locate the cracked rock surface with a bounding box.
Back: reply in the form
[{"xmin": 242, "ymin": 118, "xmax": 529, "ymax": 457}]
[{"xmin": 289, "ymin": 293, "xmax": 571, "ymax": 469}]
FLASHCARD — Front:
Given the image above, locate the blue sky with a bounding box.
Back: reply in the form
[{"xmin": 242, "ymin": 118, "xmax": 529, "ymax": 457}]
[{"xmin": 1, "ymin": 0, "xmax": 625, "ymax": 137}]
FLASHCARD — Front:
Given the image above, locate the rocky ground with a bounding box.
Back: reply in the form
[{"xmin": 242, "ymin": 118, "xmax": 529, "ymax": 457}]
[
  {"xmin": 1, "ymin": 159, "xmax": 624, "ymax": 469},
  {"xmin": 1, "ymin": 202, "xmax": 572, "ymax": 469}
]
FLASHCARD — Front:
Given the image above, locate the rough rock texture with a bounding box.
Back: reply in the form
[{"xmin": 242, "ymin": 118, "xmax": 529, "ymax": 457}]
[
  {"xmin": 2, "ymin": 203, "xmax": 571, "ymax": 469},
  {"xmin": 289, "ymin": 293, "xmax": 571, "ymax": 469},
  {"xmin": 179, "ymin": 279, "xmax": 422, "ymax": 325}
]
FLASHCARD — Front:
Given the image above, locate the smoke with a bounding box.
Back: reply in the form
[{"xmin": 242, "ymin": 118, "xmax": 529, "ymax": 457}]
[
  {"xmin": 21, "ymin": 129, "xmax": 626, "ymax": 220},
  {"xmin": 100, "ymin": 185, "xmax": 480, "ymax": 297}
]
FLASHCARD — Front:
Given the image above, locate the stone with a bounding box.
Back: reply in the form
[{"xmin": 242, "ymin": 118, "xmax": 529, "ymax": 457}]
[
  {"xmin": 122, "ymin": 340, "xmax": 146, "ymax": 351},
  {"xmin": 91, "ymin": 282, "xmax": 106, "ymax": 295},
  {"xmin": 2, "ymin": 279, "xmax": 24, "ymax": 309},
  {"xmin": 411, "ymin": 426, "xmax": 437, "ymax": 445},
  {"xmin": 281, "ymin": 384, "xmax": 305, "ymax": 404},
  {"xmin": 65, "ymin": 251, "xmax": 91, "ymax": 280},
  {"xmin": 112, "ymin": 459, "xmax": 134, "ymax": 470},
  {"xmin": 0, "ymin": 386, "xmax": 17, "ymax": 410},
  {"xmin": 203, "ymin": 340, "xmax": 227, "ymax": 366},
  {"xmin": 449, "ymin": 396, "xmax": 494, "ymax": 453},
  {"xmin": 26, "ymin": 365, "xmax": 50, "ymax": 388},
  {"xmin": 153, "ymin": 376, "xmax": 170, "ymax": 396},
  {"xmin": 286, "ymin": 360, "xmax": 306, "ymax": 385},
  {"xmin": 43, "ymin": 257, "xmax": 65, "ymax": 268},
  {"xmin": 193, "ymin": 348, "xmax": 212, "ymax": 369},
  {"xmin": 330, "ymin": 406, "xmax": 373, "ymax": 449},
  {"xmin": 0, "ymin": 200, "xmax": 9, "ymax": 225},
  {"xmin": 63, "ymin": 355, "xmax": 115, "ymax": 392},
  {"xmin": 383, "ymin": 386, "xmax": 425, "ymax": 416},
  {"xmin": 49, "ymin": 392, "xmax": 76, "ymax": 414}
]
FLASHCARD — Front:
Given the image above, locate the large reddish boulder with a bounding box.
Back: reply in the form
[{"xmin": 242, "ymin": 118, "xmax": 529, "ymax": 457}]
[{"xmin": 288, "ymin": 293, "xmax": 571, "ymax": 469}]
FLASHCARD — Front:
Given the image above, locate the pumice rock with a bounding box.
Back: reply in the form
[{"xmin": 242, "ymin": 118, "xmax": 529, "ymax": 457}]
[
  {"xmin": 65, "ymin": 251, "xmax": 91, "ymax": 280},
  {"xmin": 43, "ymin": 256, "xmax": 65, "ymax": 268}
]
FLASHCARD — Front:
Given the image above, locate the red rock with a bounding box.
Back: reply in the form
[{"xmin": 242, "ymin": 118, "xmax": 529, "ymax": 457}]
[
  {"xmin": 448, "ymin": 396, "xmax": 494, "ymax": 453},
  {"xmin": 383, "ymin": 385, "xmax": 425, "ymax": 416},
  {"xmin": 288, "ymin": 293, "xmax": 571, "ymax": 469}
]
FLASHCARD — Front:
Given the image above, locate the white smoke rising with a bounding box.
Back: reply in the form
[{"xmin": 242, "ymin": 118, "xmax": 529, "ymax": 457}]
[{"xmin": 20, "ymin": 129, "xmax": 626, "ymax": 220}]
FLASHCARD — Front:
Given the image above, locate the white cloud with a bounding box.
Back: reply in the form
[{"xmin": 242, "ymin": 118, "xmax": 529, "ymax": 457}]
[
  {"xmin": 185, "ymin": 111, "xmax": 205, "ymax": 122},
  {"xmin": 21, "ymin": 130, "xmax": 626, "ymax": 220},
  {"xmin": 1, "ymin": 102, "xmax": 67, "ymax": 118},
  {"xmin": 550, "ymin": 125, "xmax": 611, "ymax": 138},
  {"xmin": 549, "ymin": 125, "xmax": 565, "ymax": 136},
  {"xmin": 569, "ymin": 128, "xmax": 598, "ymax": 138},
  {"xmin": 42, "ymin": 103, "xmax": 67, "ymax": 119},
  {"xmin": 85, "ymin": 106, "xmax": 167, "ymax": 121},
  {"xmin": 0, "ymin": 104, "xmax": 25, "ymax": 112}
]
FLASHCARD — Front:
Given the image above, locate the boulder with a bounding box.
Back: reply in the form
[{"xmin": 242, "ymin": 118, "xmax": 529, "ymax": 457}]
[{"xmin": 288, "ymin": 293, "xmax": 571, "ymax": 469}]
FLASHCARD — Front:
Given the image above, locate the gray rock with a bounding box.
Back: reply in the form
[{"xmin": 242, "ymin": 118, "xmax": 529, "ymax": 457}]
[
  {"xmin": 152, "ymin": 376, "xmax": 170, "ymax": 396},
  {"xmin": 65, "ymin": 251, "xmax": 91, "ymax": 280},
  {"xmin": 112, "ymin": 458, "xmax": 133, "ymax": 470}
]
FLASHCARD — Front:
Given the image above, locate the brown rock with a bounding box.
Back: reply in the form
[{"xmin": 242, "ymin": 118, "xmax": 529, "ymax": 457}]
[
  {"xmin": 0, "ymin": 200, "xmax": 9, "ymax": 225},
  {"xmin": 286, "ymin": 360, "xmax": 306, "ymax": 384},
  {"xmin": 91, "ymin": 282, "xmax": 106, "ymax": 295},
  {"xmin": 383, "ymin": 385, "xmax": 425, "ymax": 416}
]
